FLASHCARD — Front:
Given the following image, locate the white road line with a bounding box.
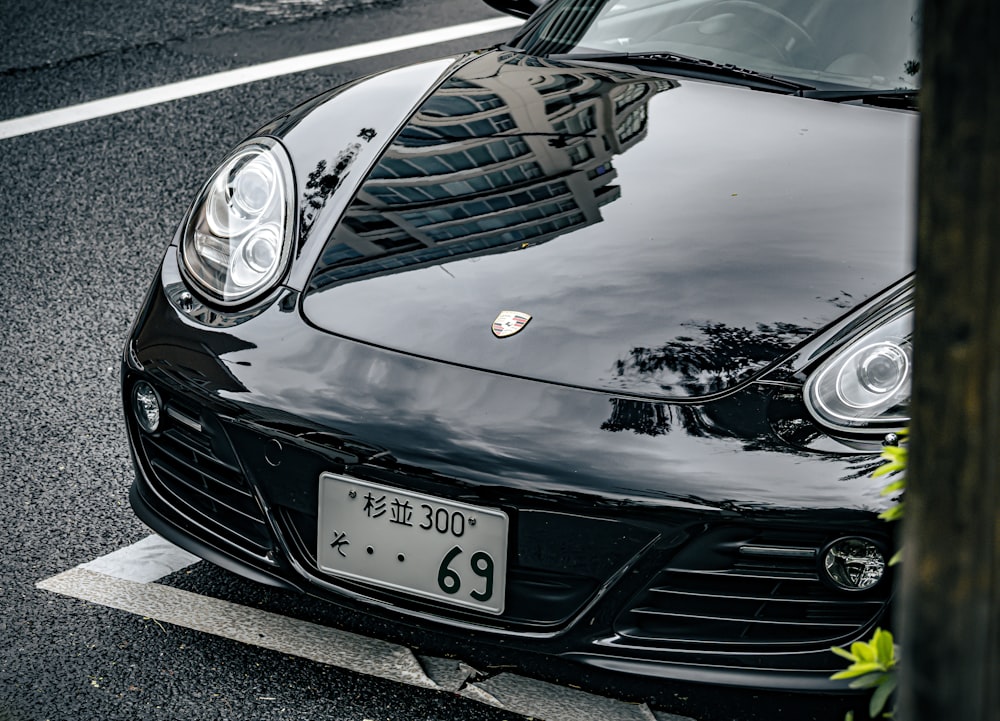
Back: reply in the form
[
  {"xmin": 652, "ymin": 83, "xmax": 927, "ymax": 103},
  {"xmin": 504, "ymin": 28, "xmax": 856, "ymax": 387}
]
[
  {"xmin": 0, "ymin": 16, "xmax": 521, "ymax": 140},
  {"xmin": 37, "ymin": 566, "xmax": 440, "ymax": 690},
  {"xmin": 79, "ymin": 532, "xmax": 201, "ymax": 582},
  {"xmin": 36, "ymin": 534, "xmax": 679, "ymax": 721}
]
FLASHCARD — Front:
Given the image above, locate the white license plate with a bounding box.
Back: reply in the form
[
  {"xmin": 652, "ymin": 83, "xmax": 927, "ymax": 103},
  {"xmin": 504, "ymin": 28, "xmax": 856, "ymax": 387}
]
[{"xmin": 316, "ymin": 473, "xmax": 508, "ymax": 614}]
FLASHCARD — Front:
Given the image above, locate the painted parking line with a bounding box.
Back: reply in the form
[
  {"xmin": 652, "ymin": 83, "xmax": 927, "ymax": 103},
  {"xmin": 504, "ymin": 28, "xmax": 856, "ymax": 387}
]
[
  {"xmin": 37, "ymin": 534, "xmax": 693, "ymax": 721},
  {"xmin": 0, "ymin": 16, "xmax": 521, "ymax": 141},
  {"xmin": 78, "ymin": 532, "xmax": 202, "ymax": 582}
]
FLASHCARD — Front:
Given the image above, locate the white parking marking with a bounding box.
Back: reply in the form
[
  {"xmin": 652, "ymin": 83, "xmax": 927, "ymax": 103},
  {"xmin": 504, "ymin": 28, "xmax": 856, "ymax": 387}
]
[
  {"xmin": 0, "ymin": 16, "xmax": 521, "ymax": 140},
  {"xmin": 37, "ymin": 534, "xmax": 683, "ymax": 721},
  {"xmin": 79, "ymin": 532, "xmax": 201, "ymax": 582},
  {"xmin": 38, "ymin": 566, "xmax": 439, "ymax": 690}
]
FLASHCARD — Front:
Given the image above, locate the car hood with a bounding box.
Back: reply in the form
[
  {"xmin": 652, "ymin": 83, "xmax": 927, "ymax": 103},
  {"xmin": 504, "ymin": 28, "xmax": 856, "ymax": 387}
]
[{"xmin": 300, "ymin": 51, "xmax": 916, "ymax": 399}]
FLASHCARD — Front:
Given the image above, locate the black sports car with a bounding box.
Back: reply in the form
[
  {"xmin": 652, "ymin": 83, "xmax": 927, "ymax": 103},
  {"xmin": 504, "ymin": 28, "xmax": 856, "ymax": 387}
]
[{"xmin": 123, "ymin": 0, "xmax": 920, "ymax": 698}]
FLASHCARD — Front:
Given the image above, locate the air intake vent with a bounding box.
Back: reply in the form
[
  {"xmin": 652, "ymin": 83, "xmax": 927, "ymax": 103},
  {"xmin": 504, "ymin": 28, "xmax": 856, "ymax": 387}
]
[
  {"xmin": 138, "ymin": 399, "xmax": 272, "ymax": 555},
  {"xmin": 616, "ymin": 526, "xmax": 890, "ymax": 650}
]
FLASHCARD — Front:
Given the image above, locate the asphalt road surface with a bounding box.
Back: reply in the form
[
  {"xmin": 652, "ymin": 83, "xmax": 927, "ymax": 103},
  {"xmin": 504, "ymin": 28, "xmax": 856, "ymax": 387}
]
[
  {"xmin": 0, "ymin": 2, "xmax": 536, "ymax": 720},
  {"xmin": 0, "ymin": 2, "xmax": 862, "ymax": 720}
]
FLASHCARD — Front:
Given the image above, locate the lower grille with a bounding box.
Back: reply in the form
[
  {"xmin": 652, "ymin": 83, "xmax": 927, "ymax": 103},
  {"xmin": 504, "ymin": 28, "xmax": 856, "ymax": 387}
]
[
  {"xmin": 274, "ymin": 503, "xmax": 638, "ymax": 629},
  {"xmin": 616, "ymin": 526, "xmax": 889, "ymax": 650},
  {"xmin": 138, "ymin": 400, "xmax": 272, "ymax": 555}
]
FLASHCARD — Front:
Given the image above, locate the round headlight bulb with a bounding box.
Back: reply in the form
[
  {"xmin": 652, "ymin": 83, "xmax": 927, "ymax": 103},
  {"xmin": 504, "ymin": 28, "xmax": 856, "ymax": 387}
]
[
  {"xmin": 856, "ymin": 343, "xmax": 909, "ymax": 395},
  {"xmin": 822, "ymin": 537, "xmax": 886, "ymax": 591},
  {"xmin": 133, "ymin": 381, "xmax": 162, "ymax": 433},
  {"xmin": 836, "ymin": 341, "xmax": 910, "ymax": 410},
  {"xmin": 231, "ymin": 158, "xmax": 276, "ymax": 216},
  {"xmin": 241, "ymin": 224, "xmax": 280, "ymax": 273}
]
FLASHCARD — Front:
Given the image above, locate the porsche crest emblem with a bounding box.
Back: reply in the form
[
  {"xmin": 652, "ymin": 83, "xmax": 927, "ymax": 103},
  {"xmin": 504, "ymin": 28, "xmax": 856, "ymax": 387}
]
[{"xmin": 492, "ymin": 310, "xmax": 531, "ymax": 338}]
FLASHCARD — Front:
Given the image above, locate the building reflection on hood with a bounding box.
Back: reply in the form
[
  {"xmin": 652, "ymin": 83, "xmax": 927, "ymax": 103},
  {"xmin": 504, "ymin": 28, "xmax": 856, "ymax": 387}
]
[{"xmin": 309, "ymin": 55, "xmax": 676, "ymax": 290}]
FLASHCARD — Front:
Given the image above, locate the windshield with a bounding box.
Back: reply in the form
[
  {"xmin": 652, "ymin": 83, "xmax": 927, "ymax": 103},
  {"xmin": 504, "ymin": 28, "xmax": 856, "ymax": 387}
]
[{"xmin": 510, "ymin": 0, "xmax": 921, "ymax": 92}]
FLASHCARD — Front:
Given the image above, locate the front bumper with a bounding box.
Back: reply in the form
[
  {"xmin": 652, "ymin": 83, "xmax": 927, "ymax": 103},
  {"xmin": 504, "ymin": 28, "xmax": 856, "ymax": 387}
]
[{"xmin": 122, "ymin": 252, "xmax": 894, "ymax": 692}]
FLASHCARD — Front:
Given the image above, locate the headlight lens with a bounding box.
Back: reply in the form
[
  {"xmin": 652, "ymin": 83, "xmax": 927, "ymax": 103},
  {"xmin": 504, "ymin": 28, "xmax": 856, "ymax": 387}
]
[
  {"xmin": 181, "ymin": 139, "xmax": 294, "ymax": 305},
  {"xmin": 804, "ymin": 307, "xmax": 912, "ymax": 432}
]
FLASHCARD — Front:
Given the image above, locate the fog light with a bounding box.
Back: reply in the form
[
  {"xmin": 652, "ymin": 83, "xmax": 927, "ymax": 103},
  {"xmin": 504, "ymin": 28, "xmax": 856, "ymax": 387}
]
[
  {"xmin": 133, "ymin": 381, "xmax": 161, "ymax": 433},
  {"xmin": 822, "ymin": 537, "xmax": 885, "ymax": 591}
]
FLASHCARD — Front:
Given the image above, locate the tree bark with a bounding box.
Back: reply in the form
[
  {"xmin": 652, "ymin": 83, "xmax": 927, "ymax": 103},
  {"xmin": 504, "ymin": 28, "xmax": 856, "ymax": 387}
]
[{"xmin": 898, "ymin": 1, "xmax": 1000, "ymax": 719}]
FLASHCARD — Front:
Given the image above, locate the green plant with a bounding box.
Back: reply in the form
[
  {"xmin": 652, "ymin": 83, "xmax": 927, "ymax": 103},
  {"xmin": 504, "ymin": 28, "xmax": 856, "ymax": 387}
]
[
  {"xmin": 873, "ymin": 436, "xmax": 907, "ymax": 525},
  {"xmin": 830, "ymin": 429, "xmax": 907, "ymax": 719},
  {"xmin": 831, "ymin": 628, "xmax": 899, "ymax": 719}
]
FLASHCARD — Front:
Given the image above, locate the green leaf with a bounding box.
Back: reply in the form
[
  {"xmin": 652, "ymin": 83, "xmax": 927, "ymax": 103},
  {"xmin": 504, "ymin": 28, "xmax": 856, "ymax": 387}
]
[
  {"xmin": 847, "ymin": 671, "xmax": 888, "ymax": 688},
  {"xmin": 869, "ymin": 674, "xmax": 898, "ymax": 717},
  {"xmin": 851, "ymin": 642, "xmax": 876, "ymax": 662},
  {"xmin": 881, "ymin": 445, "xmax": 905, "ymax": 460},
  {"xmin": 881, "ymin": 478, "xmax": 906, "ymax": 494},
  {"xmin": 872, "ymin": 462, "xmax": 904, "ymax": 478},
  {"xmin": 878, "ymin": 503, "xmax": 905, "ymax": 522},
  {"xmin": 888, "ymin": 548, "xmax": 903, "ymax": 566},
  {"xmin": 873, "ymin": 629, "xmax": 895, "ymax": 665},
  {"xmin": 832, "ymin": 662, "xmax": 883, "ymax": 680},
  {"xmin": 831, "ymin": 645, "xmax": 857, "ymax": 662}
]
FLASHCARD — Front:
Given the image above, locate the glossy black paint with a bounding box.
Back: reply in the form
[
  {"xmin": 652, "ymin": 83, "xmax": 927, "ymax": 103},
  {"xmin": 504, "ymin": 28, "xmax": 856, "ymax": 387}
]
[
  {"xmin": 123, "ymin": 37, "xmax": 914, "ymax": 697},
  {"xmin": 126, "ymin": 252, "xmax": 895, "ymax": 688},
  {"xmin": 301, "ymin": 51, "xmax": 914, "ymax": 398}
]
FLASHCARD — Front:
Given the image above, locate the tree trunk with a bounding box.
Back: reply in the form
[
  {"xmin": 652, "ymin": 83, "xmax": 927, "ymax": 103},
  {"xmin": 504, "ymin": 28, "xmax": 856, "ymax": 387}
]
[{"xmin": 898, "ymin": 1, "xmax": 1000, "ymax": 719}]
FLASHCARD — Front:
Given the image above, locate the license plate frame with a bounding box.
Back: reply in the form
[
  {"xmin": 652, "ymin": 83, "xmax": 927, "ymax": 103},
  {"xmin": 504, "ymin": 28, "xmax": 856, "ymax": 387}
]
[{"xmin": 316, "ymin": 473, "xmax": 508, "ymax": 615}]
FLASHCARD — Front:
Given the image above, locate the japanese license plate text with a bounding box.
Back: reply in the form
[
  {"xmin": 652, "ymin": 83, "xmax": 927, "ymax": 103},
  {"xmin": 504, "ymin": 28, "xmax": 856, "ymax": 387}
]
[{"xmin": 316, "ymin": 473, "xmax": 508, "ymax": 614}]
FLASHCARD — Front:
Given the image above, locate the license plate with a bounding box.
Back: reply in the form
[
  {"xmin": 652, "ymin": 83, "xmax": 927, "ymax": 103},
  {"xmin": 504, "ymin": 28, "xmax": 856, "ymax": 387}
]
[{"xmin": 316, "ymin": 473, "xmax": 508, "ymax": 615}]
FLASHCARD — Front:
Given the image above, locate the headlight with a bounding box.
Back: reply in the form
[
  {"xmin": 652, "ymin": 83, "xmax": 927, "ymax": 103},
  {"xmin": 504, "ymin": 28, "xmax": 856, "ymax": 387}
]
[
  {"xmin": 804, "ymin": 304, "xmax": 912, "ymax": 433},
  {"xmin": 180, "ymin": 138, "xmax": 294, "ymax": 306}
]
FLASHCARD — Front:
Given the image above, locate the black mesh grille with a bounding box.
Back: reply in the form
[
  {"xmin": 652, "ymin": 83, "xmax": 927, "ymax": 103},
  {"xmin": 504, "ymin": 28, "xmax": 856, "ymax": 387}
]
[
  {"xmin": 274, "ymin": 504, "xmax": 606, "ymax": 628},
  {"xmin": 616, "ymin": 527, "xmax": 889, "ymax": 650},
  {"xmin": 138, "ymin": 400, "xmax": 272, "ymax": 555}
]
